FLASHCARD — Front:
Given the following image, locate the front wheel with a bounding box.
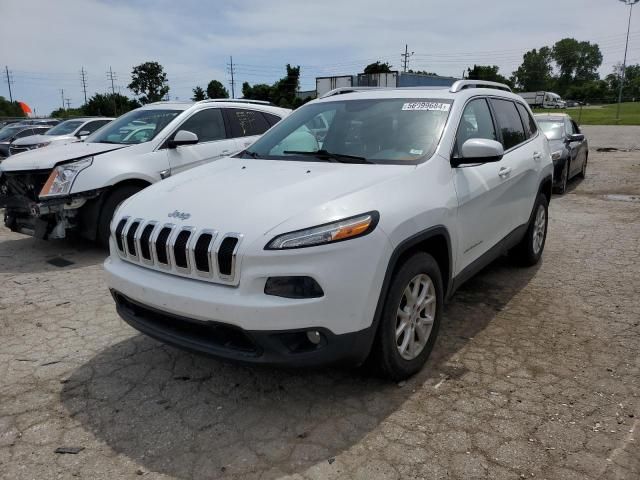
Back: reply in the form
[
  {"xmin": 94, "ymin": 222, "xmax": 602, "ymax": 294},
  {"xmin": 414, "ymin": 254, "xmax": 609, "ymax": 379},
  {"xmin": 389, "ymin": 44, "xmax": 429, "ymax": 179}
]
[
  {"xmin": 96, "ymin": 185, "xmax": 143, "ymax": 248},
  {"xmin": 370, "ymin": 252, "xmax": 443, "ymax": 381},
  {"xmin": 510, "ymin": 193, "xmax": 548, "ymax": 267},
  {"xmin": 554, "ymin": 161, "xmax": 569, "ymax": 194},
  {"xmin": 578, "ymin": 155, "xmax": 588, "ymax": 179}
]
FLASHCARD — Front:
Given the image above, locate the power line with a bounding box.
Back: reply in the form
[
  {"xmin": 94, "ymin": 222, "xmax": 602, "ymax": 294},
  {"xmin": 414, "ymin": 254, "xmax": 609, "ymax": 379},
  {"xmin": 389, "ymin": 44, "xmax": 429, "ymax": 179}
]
[{"xmin": 80, "ymin": 67, "xmax": 88, "ymax": 104}]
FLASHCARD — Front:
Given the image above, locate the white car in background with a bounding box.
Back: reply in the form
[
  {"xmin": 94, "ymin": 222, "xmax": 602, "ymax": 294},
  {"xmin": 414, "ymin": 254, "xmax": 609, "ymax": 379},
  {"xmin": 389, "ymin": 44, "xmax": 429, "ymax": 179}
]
[
  {"xmin": 8, "ymin": 117, "xmax": 114, "ymax": 156},
  {"xmin": 0, "ymin": 99, "xmax": 290, "ymax": 245}
]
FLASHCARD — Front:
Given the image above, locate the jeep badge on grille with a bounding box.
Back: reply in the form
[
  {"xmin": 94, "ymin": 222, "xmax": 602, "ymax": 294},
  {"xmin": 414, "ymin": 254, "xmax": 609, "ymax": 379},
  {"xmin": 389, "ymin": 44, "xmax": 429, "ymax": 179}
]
[{"xmin": 168, "ymin": 210, "xmax": 191, "ymax": 220}]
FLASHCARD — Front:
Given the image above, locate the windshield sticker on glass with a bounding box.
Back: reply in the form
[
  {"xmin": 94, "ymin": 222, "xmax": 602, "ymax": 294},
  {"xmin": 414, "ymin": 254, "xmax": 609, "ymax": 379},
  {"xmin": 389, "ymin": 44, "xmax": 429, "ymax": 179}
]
[
  {"xmin": 402, "ymin": 102, "xmax": 451, "ymax": 112},
  {"xmin": 409, "ymin": 149, "xmax": 424, "ymax": 155}
]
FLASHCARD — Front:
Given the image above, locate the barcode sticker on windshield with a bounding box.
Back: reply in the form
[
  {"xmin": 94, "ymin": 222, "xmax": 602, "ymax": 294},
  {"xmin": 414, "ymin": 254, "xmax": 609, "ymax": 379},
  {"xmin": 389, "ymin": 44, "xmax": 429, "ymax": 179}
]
[{"xmin": 402, "ymin": 102, "xmax": 450, "ymax": 112}]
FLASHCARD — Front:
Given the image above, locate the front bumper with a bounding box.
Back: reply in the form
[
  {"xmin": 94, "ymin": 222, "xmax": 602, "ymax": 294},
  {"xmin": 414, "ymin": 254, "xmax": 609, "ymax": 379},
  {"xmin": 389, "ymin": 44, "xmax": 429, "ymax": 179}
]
[
  {"xmin": 112, "ymin": 290, "xmax": 374, "ymax": 367},
  {"xmin": 552, "ymin": 157, "xmax": 568, "ymax": 186}
]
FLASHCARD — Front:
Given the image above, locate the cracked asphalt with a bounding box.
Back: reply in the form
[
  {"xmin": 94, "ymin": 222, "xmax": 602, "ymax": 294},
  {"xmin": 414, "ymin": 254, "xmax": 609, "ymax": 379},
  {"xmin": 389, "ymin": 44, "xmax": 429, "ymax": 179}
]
[{"xmin": 1, "ymin": 126, "xmax": 639, "ymax": 480}]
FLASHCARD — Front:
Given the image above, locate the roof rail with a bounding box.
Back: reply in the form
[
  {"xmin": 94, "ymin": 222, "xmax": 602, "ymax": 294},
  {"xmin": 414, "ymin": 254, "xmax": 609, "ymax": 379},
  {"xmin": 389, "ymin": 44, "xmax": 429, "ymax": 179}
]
[
  {"xmin": 320, "ymin": 86, "xmax": 399, "ymax": 98},
  {"xmin": 197, "ymin": 98, "xmax": 273, "ymax": 105},
  {"xmin": 449, "ymin": 80, "xmax": 512, "ymax": 93}
]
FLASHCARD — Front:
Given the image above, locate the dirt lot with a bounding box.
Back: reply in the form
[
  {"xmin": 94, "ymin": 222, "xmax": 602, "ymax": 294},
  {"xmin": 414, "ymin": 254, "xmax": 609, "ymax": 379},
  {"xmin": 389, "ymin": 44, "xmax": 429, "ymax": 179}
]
[{"xmin": 1, "ymin": 126, "xmax": 639, "ymax": 480}]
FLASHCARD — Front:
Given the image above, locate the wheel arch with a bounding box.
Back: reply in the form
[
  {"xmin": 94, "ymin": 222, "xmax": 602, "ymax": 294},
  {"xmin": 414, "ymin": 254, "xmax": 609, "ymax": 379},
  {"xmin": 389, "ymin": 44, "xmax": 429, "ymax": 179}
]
[
  {"xmin": 538, "ymin": 174, "xmax": 553, "ymax": 204},
  {"xmin": 78, "ymin": 178, "xmax": 152, "ymax": 241}
]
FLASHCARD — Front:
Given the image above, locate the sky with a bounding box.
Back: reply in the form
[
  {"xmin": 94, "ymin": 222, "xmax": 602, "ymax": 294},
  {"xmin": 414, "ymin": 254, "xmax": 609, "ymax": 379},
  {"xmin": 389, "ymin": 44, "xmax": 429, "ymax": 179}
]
[{"xmin": 1, "ymin": 0, "xmax": 639, "ymax": 116}]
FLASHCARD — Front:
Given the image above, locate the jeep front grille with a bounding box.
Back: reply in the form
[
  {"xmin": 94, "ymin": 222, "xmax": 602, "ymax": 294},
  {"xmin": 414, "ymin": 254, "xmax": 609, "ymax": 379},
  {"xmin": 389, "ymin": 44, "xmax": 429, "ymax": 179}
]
[{"xmin": 111, "ymin": 217, "xmax": 242, "ymax": 285}]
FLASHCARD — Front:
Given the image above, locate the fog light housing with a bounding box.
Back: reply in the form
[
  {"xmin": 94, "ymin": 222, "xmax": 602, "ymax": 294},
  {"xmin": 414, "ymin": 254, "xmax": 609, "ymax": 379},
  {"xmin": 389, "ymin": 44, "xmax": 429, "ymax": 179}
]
[
  {"xmin": 306, "ymin": 330, "xmax": 321, "ymax": 345},
  {"xmin": 264, "ymin": 276, "xmax": 324, "ymax": 299}
]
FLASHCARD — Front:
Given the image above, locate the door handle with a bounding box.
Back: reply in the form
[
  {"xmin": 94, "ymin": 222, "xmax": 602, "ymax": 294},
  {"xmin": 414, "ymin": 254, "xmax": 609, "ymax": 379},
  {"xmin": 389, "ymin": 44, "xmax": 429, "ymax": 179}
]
[
  {"xmin": 221, "ymin": 150, "xmax": 230, "ymax": 155},
  {"xmin": 498, "ymin": 167, "xmax": 512, "ymax": 178},
  {"xmin": 533, "ymin": 151, "xmax": 542, "ymax": 160}
]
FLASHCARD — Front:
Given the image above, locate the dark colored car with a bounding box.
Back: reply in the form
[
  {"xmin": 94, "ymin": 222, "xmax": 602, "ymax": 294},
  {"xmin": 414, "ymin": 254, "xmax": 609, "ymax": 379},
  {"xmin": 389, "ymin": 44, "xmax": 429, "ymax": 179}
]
[
  {"xmin": 535, "ymin": 113, "xmax": 589, "ymax": 194},
  {"xmin": 0, "ymin": 125, "xmax": 51, "ymax": 159}
]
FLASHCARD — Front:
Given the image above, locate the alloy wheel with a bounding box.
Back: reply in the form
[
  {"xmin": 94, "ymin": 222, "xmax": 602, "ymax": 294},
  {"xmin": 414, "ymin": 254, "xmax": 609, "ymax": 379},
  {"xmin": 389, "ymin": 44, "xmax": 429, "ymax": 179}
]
[
  {"xmin": 532, "ymin": 205, "xmax": 546, "ymax": 255},
  {"xmin": 395, "ymin": 274, "xmax": 436, "ymax": 360}
]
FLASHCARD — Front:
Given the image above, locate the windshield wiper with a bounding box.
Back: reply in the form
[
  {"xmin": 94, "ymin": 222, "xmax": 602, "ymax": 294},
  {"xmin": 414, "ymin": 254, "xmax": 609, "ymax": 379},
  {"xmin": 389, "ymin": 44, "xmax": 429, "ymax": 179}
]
[
  {"xmin": 283, "ymin": 149, "xmax": 372, "ymax": 164},
  {"xmin": 239, "ymin": 149, "xmax": 259, "ymax": 158}
]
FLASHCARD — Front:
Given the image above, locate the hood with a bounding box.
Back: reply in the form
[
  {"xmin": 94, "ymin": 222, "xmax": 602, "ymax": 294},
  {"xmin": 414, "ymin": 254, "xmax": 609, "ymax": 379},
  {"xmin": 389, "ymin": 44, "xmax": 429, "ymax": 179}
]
[
  {"xmin": 12, "ymin": 134, "xmax": 77, "ymax": 147},
  {"xmin": 0, "ymin": 141, "xmax": 128, "ymax": 171},
  {"xmin": 118, "ymin": 157, "xmax": 410, "ymax": 242}
]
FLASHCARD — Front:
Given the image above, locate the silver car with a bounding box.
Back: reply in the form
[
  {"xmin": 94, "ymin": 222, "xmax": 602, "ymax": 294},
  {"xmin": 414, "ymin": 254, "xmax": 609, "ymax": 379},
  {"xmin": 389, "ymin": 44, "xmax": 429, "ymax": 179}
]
[{"xmin": 8, "ymin": 117, "xmax": 113, "ymax": 156}]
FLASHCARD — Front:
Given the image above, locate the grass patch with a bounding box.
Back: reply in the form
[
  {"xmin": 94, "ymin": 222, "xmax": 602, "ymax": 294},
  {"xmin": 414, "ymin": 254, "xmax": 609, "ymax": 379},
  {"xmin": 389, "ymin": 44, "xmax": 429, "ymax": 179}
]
[{"xmin": 532, "ymin": 102, "xmax": 640, "ymax": 126}]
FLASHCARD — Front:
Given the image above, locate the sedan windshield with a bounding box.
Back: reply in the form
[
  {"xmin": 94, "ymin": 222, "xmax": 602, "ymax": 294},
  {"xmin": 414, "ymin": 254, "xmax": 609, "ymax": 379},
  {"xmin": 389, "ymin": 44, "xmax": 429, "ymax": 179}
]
[
  {"xmin": 86, "ymin": 109, "xmax": 181, "ymax": 145},
  {"xmin": 45, "ymin": 120, "xmax": 84, "ymax": 136},
  {"xmin": 537, "ymin": 120, "xmax": 565, "ymax": 140},
  {"xmin": 240, "ymin": 98, "xmax": 452, "ymax": 164}
]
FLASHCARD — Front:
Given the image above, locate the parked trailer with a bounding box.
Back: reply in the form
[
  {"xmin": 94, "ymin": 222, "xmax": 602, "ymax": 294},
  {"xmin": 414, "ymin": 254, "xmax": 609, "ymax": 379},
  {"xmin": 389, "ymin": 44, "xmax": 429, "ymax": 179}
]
[{"xmin": 518, "ymin": 91, "xmax": 566, "ymax": 109}]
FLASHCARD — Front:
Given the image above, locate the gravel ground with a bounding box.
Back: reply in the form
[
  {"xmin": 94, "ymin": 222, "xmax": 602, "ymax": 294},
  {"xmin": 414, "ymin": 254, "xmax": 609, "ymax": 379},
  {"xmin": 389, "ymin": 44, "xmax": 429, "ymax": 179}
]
[{"xmin": 1, "ymin": 128, "xmax": 639, "ymax": 480}]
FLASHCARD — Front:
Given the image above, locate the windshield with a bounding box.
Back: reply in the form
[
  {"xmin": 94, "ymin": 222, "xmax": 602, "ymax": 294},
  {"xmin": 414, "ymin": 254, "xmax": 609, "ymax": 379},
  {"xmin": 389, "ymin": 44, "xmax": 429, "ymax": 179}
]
[
  {"xmin": 45, "ymin": 120, "xmax": 84, "ymax": 136},
  {"xmin": 0, "ymin": 126, "xmax": 24, "ymax": 141},
  {"xmin": 537, "ymin": 120, "xmax": 565, "ymax": 140},
  {"xmin": 86, "ymin": 109, "xmax": 181, "ymax": 145},
  {"xmin": 241, "ymin": 98, "xmax": 452, "ymax": 164}
]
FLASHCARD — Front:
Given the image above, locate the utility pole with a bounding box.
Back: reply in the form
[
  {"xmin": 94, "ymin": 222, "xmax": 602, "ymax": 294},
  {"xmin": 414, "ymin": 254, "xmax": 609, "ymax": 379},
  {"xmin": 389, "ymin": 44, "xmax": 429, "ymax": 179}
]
[
  {"xmin": 228, "ymin": 56, "xmax": 235, "ymax": 98},
  {"xmin": 80, "ymin": 67, "xmax": 88, "ymax": 104},
  {"xmin": 60, "ymin": 89, "xmax": 65, "ymax": 110},
  {"xmin": 4, "ymin": 66, "xmax": 14, "ymax": 102},
  {"xmin": 65, "ymin": 98, "xmax": 71, "ymax": 110},
  {"xmin": 401, "ymin": 44, "xmax": 414, "ymax": 73},
  {"xmin": 616, "ymin": 0, "xmax": 639, "ymax": 121},
  {"xmin": 107, "ymin": 67, "xmax": 117, "ymax": 94}
]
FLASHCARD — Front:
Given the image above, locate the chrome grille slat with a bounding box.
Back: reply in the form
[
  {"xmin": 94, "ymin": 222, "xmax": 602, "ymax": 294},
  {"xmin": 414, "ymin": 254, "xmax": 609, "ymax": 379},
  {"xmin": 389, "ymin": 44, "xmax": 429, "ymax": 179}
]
[{"xmin": 112, "ymin": 218, "xmax": 241, "ymax": 286}]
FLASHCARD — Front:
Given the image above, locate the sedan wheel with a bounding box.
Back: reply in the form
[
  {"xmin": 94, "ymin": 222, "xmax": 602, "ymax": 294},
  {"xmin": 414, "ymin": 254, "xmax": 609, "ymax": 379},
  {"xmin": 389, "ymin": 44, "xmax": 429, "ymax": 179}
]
[{"xmin": 532, "ymin": 204, "xmax": 547, "ymax": 256}]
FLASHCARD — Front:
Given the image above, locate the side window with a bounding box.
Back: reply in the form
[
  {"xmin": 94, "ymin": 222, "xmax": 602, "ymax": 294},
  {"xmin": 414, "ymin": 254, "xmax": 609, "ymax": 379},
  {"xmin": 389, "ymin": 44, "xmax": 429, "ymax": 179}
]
[
  {"xmin": 565, "ymin": 119, "xmax": 575, "ymax": 135},
  {"xmin": 516, "ymin": 103, "xmax": 537, "ymax": 138},
  {"xmin": 227, "ymin": 109, "xmax": 271, "ymax": 137},
  {"xmin": 81, "ymin": 121, "xmax": 106, "ymax": 135},
  {"xmin": 571, "ymin": 120, "xmax": 581, "ymax": 134},
  {"xmin": 490, "ymin": 99, "xmax": 527, "ymax": 150},
  {"xmin": 15, "ymin": 129, "xmax": 34, "ymax": 138},
  {"xmin": 454, "ymin": 98, "xmax": 497, "ymax": 156},
  {"xmin": 262, "ymin": 112, "xmax": 281, "ymax": 127},
  {"xmin": 177, "ymin": 108, "xmax": 226, "ymax": 142}
]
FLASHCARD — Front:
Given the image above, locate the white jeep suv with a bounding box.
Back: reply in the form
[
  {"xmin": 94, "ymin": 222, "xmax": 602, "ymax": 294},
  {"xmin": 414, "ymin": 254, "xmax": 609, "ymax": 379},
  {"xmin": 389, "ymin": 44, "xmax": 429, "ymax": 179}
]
[
  {"xmin": 105, "ymin": 81, "xmax": 553, "ymax": 380},
  {"xmin": 0, "ymin": 100, "xmax": 290, "ymax": 245}
]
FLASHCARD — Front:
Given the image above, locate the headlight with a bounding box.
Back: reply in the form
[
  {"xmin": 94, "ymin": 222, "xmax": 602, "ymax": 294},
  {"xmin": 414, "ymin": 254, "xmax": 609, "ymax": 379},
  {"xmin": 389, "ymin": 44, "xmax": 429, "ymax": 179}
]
[
  {"xmin": 265, "ymin": 212, "xmax": 379, "ymax": 250},
  {"xmin": 39, "ymin": 157, "xmax": 93, "ymax": 198},
  {"xmin": 34, "ymin": 141, "xmax": 51, "ymax": 149},
  {"xmin": 551, "ymin": 150, "xmax": 562, "ymax": 161}
]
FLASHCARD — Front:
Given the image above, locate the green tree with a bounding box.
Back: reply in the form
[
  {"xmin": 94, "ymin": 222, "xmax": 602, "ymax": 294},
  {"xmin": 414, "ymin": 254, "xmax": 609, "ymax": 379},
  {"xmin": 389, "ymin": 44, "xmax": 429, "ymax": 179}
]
[
  {"xmin": 128, "ymin": 61, "xmax": 169, "ymax": 104},
  {"xmin": 512, "ymin": 47, "xmax": 554, "ymax": 91},
  {"xmin": 407, "ymin": 69, "xmax": 439, "ymax": 76},
  {"xmin": 206, "ymin": 80, "xmax": 229, "ymax": 99},
  {"xmin": 363, "ymin": 61, "xmax": 393, "ymax": 74},
  {"xmin": 466, "ymin": 65, "xmax": 511, "ymax": 85},
  {"xmin": 83, "ymin": 93, "xmax": 140, "ymax": 117},
  {"xmin": 552, "ymin": 38, "xmax": 602, "ymax": 93},
  {"xmin": 242, "ymin": 64, "xmax": 301, "ymax": 107},
  {"xmin": 191, "ymin": 86, "xmax": 206, "ymax": 101},
  {"xmin": 242, "ymin": 82, "xmax": 273, "ymax": 101},
  {"xmin": 50, "ymin": 107, "xmax": 84, "ymax": 118},
  {"xmin": 0, "ymin": 96, "xmax": 26, "ymax": 117},
  {"xmin": 606, "ymin": 63, "xmax": 640, "ymax": 102}
]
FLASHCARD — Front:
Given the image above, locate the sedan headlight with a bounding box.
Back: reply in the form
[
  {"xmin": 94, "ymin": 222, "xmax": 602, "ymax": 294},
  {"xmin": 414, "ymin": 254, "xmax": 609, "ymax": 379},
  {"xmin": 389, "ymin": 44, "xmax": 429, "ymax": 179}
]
[
  {"xmin": 34, "ymin": 141, "xmax": 51, "ymax": 149},
  {"xmin": 39, "ymin": 157, "xmax": 93, "ymax": 198},
  {"xmin": 265, "ymin": 212, "xmax": 379, "ymax": 250},
  {"xmin": 551, "ymin": 150, "xmax": 562, "ymax": 161}
]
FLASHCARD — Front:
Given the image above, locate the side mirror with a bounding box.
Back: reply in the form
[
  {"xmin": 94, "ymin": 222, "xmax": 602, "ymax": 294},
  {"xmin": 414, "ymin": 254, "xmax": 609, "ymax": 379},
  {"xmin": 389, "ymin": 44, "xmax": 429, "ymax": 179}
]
[
  {"xmin": 452, "ymin": 138, "xmax": 504, "ymax": 167},
  {"xmin": 76, "ymin": 130, "xmax": 90, "ymax": 138},
  {"xmin": 567, "ymin": 134, "xmax": 584, "ymax": 142},
  {"xmin": 168, "ymin": 130, "xmax": 199, "ymax": 148}
]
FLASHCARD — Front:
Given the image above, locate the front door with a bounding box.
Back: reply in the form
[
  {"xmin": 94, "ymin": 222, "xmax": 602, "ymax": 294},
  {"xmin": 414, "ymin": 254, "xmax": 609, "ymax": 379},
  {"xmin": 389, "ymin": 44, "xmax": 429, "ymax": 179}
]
[{"xmin": 166, "ymin": 107, "xmax": 238, "ymax": 176}]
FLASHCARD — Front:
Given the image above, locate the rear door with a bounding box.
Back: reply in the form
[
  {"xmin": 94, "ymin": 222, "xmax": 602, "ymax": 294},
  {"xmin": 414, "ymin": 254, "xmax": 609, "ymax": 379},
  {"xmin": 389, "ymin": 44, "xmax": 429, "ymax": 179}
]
[
  {"xmin": 224, "ymin": 108, "xmax": 275, "ymax": 151},
  {"xmin": 165, "ymin": 107, "xmax": 236, "ymax": 176}
]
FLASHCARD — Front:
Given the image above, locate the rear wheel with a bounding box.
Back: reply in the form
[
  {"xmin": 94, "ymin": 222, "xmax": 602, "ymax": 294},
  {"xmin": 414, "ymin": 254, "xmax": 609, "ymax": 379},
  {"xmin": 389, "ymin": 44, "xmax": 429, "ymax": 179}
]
[
  {"xmin": 370, "ymin": 252, "xmax": 443, "ymax": 381},
  {"xmin": 510, "ymin": 193, "xmax": 548, "ymax": 267},
  {"xmin": 97, "ymin": 185, "xmax": 143, "ymax": 248}
]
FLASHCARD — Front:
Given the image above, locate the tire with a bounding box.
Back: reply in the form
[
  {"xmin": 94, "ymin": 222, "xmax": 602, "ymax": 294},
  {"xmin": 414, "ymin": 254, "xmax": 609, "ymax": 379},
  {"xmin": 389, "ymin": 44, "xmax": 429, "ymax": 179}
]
[
  {"xmin": 370, "ymin": 252, "xmax": 443, "ymax": 381},
  {"xmin": 511, "ymin": 193, "xmax": 549, "ymax": 267},
  {"xmin": 96, "ymin": 185, "xmax": 143, "ymax": 248},
  {"xmin": 578, "ymin": 154, "xmax": 587, "ymax": 179},
  {"xmin": 554, "ymin": 161, "xmax": 569, "ymax": 194}
]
